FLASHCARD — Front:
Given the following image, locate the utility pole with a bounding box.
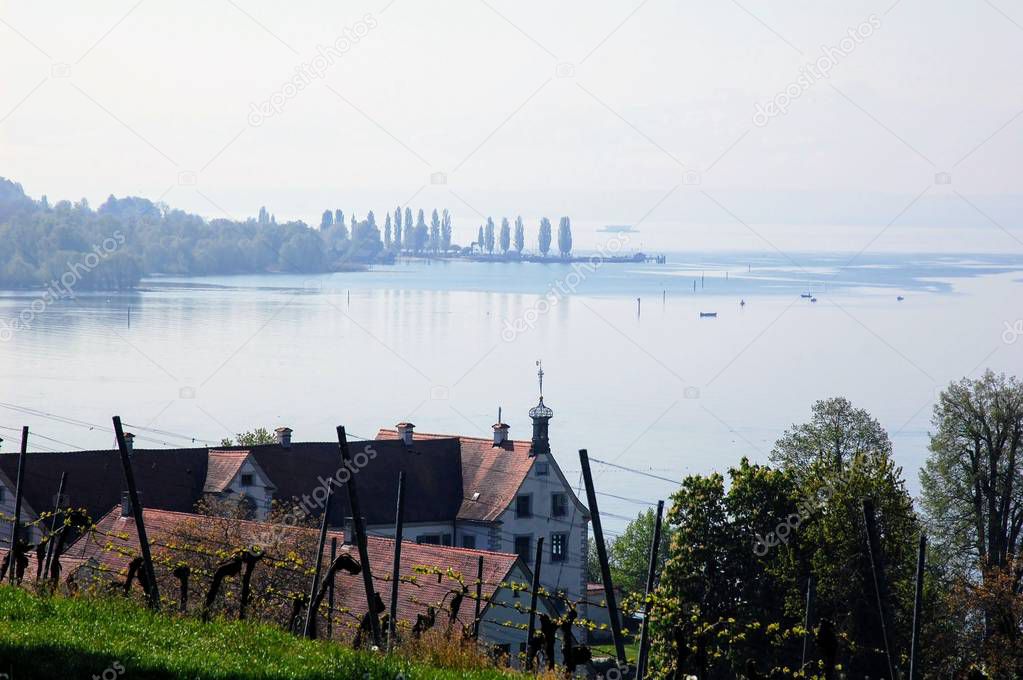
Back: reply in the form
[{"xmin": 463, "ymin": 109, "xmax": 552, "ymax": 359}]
[
  {"xmin": 304, "ymin": 477, "xmax": 334, "ymax": 638},
  {"xmin": 525, "ymin": 536, "xmax": 544, "ymax": 671},
  {"xmin": 7, "ymin": 427, "xmax": 28, "ymax": 584}
]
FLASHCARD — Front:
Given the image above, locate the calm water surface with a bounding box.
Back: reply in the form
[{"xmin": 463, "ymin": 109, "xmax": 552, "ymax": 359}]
[{"xmin": 2, "ymin": 252, "xmax": 1022, "ymax": 532}]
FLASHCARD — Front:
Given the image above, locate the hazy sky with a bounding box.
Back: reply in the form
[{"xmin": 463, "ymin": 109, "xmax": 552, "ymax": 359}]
[{"xmin": 2, "ymin": 1, "xmax": 1022, "ymax": 250}]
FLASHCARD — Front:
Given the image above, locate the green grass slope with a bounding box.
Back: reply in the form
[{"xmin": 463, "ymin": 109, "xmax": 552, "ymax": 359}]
[{"xmin": 0, "ymin": 587, "xmax": 513, "ymax": 680}]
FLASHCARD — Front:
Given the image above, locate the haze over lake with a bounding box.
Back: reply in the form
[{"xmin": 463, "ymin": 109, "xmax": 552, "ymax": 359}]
[{"xmin": 2, "ymin": 249, "xmax": 1020, "ymax": 533}]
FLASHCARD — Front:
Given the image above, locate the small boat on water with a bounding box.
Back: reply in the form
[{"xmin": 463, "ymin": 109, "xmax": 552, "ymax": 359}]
[
  {"xmin": 810, "ymin": 297, "xmax": 817, "ymax": 303},
  {"xmin": 700, "ymin": 312, "xmax": 718, "ymax": 318},
  {"xmin": 897, "ymin": 295, "xmax": 905, "ymax": 301},
  {"xmin": 801, "ymin": 293, "xmax": 813, "ymax": 299}
]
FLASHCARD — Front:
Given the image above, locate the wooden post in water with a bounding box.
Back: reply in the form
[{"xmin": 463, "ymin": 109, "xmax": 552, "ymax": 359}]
[
  {"xmin": 113, "ymin": 416, "xmax": 160, "ymax": 610},
  {"xmin": 636, "ymin": 499, "xmax": 664, "ymax": 680},
  {"xmin": 909, "ymin": 533, "xmax": 927, "ymax": 680},
  {"xmin": 801, "ymin": 574, "xmax": 816, "ymax": 671},
  {"xmin": 862, "ymin": 498, "xmax": 896, "ymax": 680},
  {"xmin": 338, "ymin": 426, "xmax": 382, "ymax": 648},
  {"xmin": 579, "ymin": 449, "xmax": 628, "ymax": 666},
  {"xmin": 42, "ymin": 471, "xmax": 67, "ymax": 578},
  {"xmin": 472, "ymin": 555, "xmax": 484, "ymax": 640},
  {"xmin": 525, "ymin": 536, "xmax": 544, "ymax": 671},
  {"xmin": 7, "ymin": 427, "xmax": 28, "ymax": 584},
  {"xmin": 304, "ymin": 477, "xmax": 334, "ymax": 638},
  {"xmin": 327, "ymin": 537, "xmax": 336, "ymax": 640},
  {"xmin": 387, "ymin": 471, "xmax": 406, "ymax": 652}
]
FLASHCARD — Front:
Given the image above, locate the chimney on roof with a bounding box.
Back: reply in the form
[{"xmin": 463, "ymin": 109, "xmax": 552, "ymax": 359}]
[
  {"xmin": 396, "ymin": 422, "xmax": 414, "ymax": 446},
  {"xmin": 343, "ymin": 516, "xmax": 355, "ymax": 545},
  {"xmin": 115, "ymin": 432, "xmax": 135, "ymax": 453},
  {"xmin": 120, "ymin": 491, "xmax": 134, "ymax": 517},
  {"xmin": 493, "ymin": 407, "xmax": 509, "ymax": 446},
  {"xmin": 274, "ymin": 427, "xmax": 292, "ymax": 449}
]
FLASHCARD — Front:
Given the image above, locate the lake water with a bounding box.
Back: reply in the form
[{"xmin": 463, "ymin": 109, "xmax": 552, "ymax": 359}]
[{"xmin": 2, "ymin": 251, "xmax": 1022, "ymax": 534}]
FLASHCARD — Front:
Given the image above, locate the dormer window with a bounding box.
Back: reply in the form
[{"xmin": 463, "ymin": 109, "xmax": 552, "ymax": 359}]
[
  {"xmin": 515, "ymin": 494, "xmax": 532, "ymax": 518},
  {"xmin": 240, "ymin": 473, "xmax": 254, "ymax": 487}
]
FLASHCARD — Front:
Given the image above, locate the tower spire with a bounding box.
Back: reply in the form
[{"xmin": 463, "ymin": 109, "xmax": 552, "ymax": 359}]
[{"xmin": 528, "ymin": 360, "xmax": 553, "ymax": 456}]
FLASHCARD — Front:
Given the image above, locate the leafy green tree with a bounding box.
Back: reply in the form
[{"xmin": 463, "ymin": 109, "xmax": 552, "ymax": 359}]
[
  {"xmin": 258, "ymin": 206, "xmax": 269, "ymax": 225},
  {"xmin": 514, "ymin": 215, "xmax": 524, "ymax": 253},
  {"xmin": 608, "ymin": 507, "xmax": 676, "ymax": 596},
  {"xmin": 499, "ymin": 217, "xmax": 511, "ymax": 254},
  {"xmin": 219, "ymin": 427, "xmax": 276, "ymax": 446},
  {"xmin": 557, "ymin": 216, "xmax": 572, "ymax": 257},
  {"xmin": 771, "ymin": 397, "xmax": 892, "ymax": 475},
  {"xmin": 484, "ymin": 217, "xmax": 495, "ymax": 254},
  {"xmin": 476, "ymin": 226, "xmax": 484, "ymax": 253},
  {"xmin": 383, "ymin": 213, "xmax": 392, "ymax": 250},
  {"xmin": 921, "ymin": 370, "xmax": 1023, "ymax": 669},
  {"xmin": 320, "ymin": 210, "xmax": 333, "ymax": 229},
  {"xmin": 538, "ymin": 217, "xmax": 552, "ymax": 256},
  {"xmin": 334, "ymin": 209, "xmax": 343, "ymax": 226}
]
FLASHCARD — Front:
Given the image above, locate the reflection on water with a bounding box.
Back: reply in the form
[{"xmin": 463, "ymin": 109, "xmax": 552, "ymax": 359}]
[{"xmin": 1, "ymin": 251, "xmax": 1021, "ymax": 531}]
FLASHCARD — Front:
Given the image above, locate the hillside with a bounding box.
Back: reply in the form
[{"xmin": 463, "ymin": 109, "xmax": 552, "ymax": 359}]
[{"xmin": 0, "ymin": 587, "xmax": 524, "ymax": 680}]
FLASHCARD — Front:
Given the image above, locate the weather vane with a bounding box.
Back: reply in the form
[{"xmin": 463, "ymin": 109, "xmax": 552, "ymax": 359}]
[{"xmin": 536, "ymin": 359, "xmax": 544, "ymax": 398}]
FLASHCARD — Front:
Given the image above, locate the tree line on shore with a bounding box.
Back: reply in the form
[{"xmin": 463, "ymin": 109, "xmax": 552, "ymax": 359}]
[
  {"xmin": 0, "ymin": 177, "xmax": 576, "ymax": 290},
  {"xmin": 594, "ymin": 371, "xmax": 1023, "ymax": 678}
]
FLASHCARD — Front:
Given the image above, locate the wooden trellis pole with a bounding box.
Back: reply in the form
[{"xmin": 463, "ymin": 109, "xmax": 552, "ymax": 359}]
[
  {"xmin": 113, "ymin": 416, "xmax": 160, "ymax": 610},
  {"xmin": 387, "ymin": 471, "xmax": 405, "ymax": 652},
  {"xmin": 472, "ymin": 555, "xmax": 484, "ymax": 640},
  {"xmin": 525, "ymin": 536, "xmax": 544, "ymax": 671},
  {"xmin": 579, "ymin": 448, "xmax": 628, "ymax": 666},
  {"xmin": 304, "ymin": 475, "xmax": 334, "ymax": 638},
  {"xmin": 801, "ymin": 574, "xmax": 816, "ymax": 671},
  {"xmin": 7, "ymin": 427, "xmax": 27, "ymax": 585},
  {"xmin": 42, "ymin": 471, "xmax": 67, "ymax": 578},
  {"xmin": 327, "ymin": 537, "xmax": 337, "ymax": 640},
  {"xmin": 862, "ymin": 498, "xmax": 896, "ymax": 680},
  {"xmin": 636, "ymin": 499, "xmax": 665, "ymax": 680},
  {"xmin": 338, "ymin": 426, "xmax": 382, "ymax": 648},
  {"xmin": 909, "ymin": 533, "xmax": 927, "ymax": 680}
]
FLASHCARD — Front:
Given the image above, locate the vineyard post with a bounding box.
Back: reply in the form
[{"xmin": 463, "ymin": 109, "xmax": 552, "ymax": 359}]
[
  {"xmin": 304, "ymin": 475, "xmax": 335, "ymax": 638},
  {"xmin": 863, "ymin": 498, "xmax": 897, "ymax": 680},
  {"xmin": 579, "ymin": 448, "xmax": 628, "ymax": 666},
  {"xmin": 327, "ymin": 537, "xmax": 337, "ymax": 640},
  {"xmin": 472, "ymin": 555, "xmax": 484, "ymax": 640},
  {"xmin": 801, "ymin": 574, "xmax": 816, "ymax": 671},
  {"xmin": 525, "ymin": 536, "xmax": 544, "ymax": 671},
  {"xmin": 636, "ymin": 499, "xmax": 664, "ymax": 680},
  {"xmin": 909, "ymin": 533, "xmax": 927, "ymax": 680},
  {"xmin": 7, "ymin": 427, "xmax": 27, "ymax": 585},
  {"xmin": 113, "ymin": 416, "xmax": 160, "ymax": 610},
  {"xmin": 41, "ymin": 471, "xmax": 67, "ymax": 578},
  {"xmin": 338, "ymin": 426, "xmax": 382, "ymax": 648},
  {"xmin": 387, "ymin": 471, "xmax": 405, "ymax": 652}
]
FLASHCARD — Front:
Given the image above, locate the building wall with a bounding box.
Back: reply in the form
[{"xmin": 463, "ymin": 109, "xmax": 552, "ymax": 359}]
[
  {"xmin": 489, "ymin": 451, "xmax": 588, "ymax": 625},
  {"xmin": 367, "ymin": 521, "xmax": 457, "ymax": 546},
  {"xmin": 479, "ymin": 563, "xmax": 563, "ymax": 669},
  {"xmin": 221, "ymin": 459, "xmax": 275, "ymax": 520}
]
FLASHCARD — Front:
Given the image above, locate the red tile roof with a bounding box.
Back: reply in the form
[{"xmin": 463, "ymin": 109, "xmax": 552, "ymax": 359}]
[
  {"xmin": 377, "ymin": 429, "xmax": 535, "ymax": 523},
  {"xmin": 71, "ymin": 507, "xmax": 525, "ymax": 635}
]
